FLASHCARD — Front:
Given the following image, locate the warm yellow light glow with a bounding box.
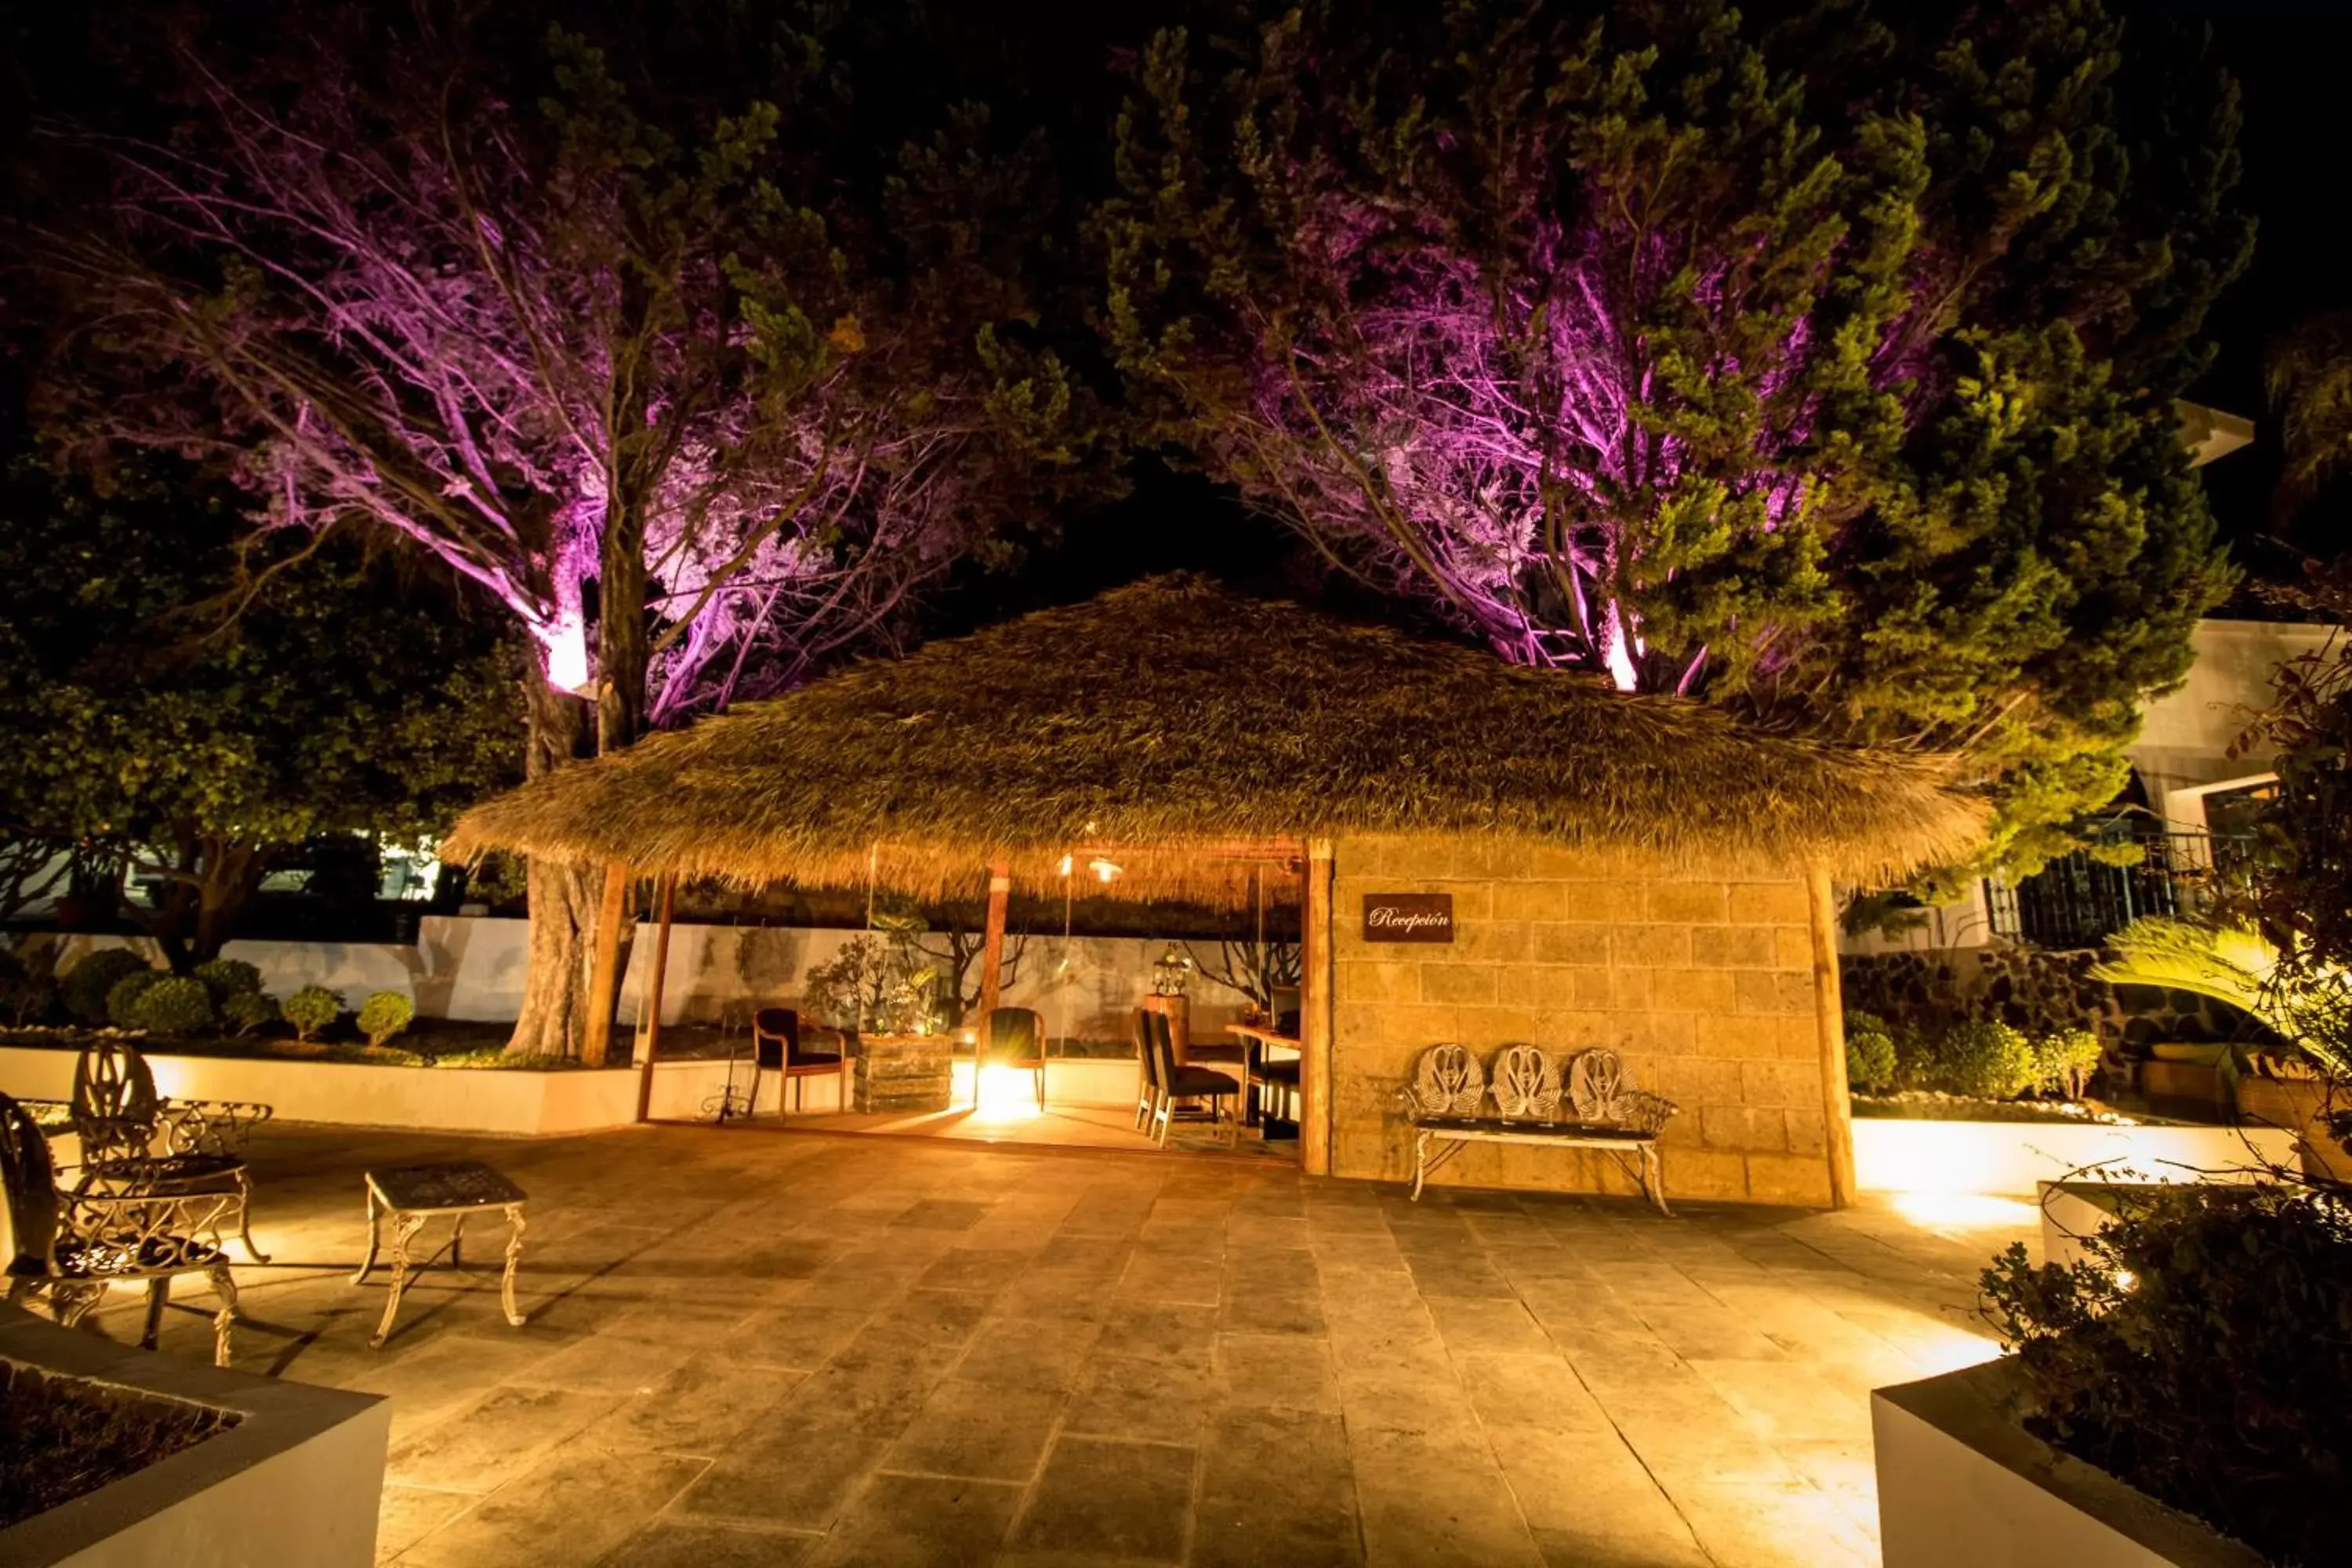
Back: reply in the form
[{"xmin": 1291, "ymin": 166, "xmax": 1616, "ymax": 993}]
[
  {"xmin": 1057, "ymin": 854, "xmax": 1073, "ymax": 876},
  {"xmin": 2113, "ymin": 1267, "xmax": 2138, "ymax": 1292},
  {"xmin": 1088, "ymin": 858, "xmax": 1122, "ymax": 883},
  {"xmin": 972, "ymin": 1063, "xmax": 1044, "ymax": 1123},
  {"xmin": 1889, "ymin": 1192, "xmax": 2042, "ymax": 1231}
]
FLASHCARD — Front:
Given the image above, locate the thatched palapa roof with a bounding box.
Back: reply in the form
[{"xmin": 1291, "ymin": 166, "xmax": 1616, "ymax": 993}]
[{"xmin": 443, "ymin": 575, "xmax": 1987, "ymax": 899}]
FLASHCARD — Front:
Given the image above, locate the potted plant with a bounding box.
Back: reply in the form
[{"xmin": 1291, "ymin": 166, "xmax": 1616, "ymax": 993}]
[{"xmin": 1873, "ymin": 1182, "xmax": 2349, "ymax": 1566}]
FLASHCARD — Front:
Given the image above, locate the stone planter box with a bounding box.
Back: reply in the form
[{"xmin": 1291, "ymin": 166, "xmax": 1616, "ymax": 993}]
[
  {"xmin": 854, "ymin": 1033, "xmax": 954, "ymax": 1113},
  {"xmin": 1852, "ymin": 1116, "xmax": 2297, "ymax": 1197},
  {"xmin": 1874, "ymin": 1358, "xmax": 2262, "ymax": 1568},
  {"xmin": 0, "ymin": 1305, "xmax": 390, "ymax": 1566}
]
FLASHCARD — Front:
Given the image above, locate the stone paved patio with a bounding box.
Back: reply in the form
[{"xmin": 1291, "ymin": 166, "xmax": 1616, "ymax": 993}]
[{"xmin": 74, "ymin": 1123, "xmax": 2038, "ymax": 1566}]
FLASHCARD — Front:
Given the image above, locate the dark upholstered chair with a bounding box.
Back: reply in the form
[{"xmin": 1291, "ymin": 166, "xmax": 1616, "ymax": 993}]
[
  {"xmin": 1139, "ymin": 1008, "xmax": 1240, "ymax": 1148},
  {"xmin": 1133, "ymin": 1010, "xmax": 1163, "ymax": 1130},
  {"xmin": 751, "ymin": 1007, "xmax": 848, "ymax": 1116},
  {"xmin": 3, "ymin": 1091, "xmax": 241, "ymax": 1366},
  {"xmin": 981, "ymin": 1007, "xmax": 1047, "ymax": 1112}
]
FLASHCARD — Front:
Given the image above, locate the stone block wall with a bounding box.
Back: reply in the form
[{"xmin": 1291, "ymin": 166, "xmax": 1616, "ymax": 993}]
[{"xmin": 1329, "ymin": 834, "xmax": 1835, "ymax": 1206}]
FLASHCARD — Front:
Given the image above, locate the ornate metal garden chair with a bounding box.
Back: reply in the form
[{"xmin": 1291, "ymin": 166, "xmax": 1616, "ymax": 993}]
[
  {"xmin": 2, "ymin": 1091, "xmax": 241, "ymax": 1367},
  {"xmin": 68, "ymin": 1037, "xmax": 271, "ymax": 1262}
]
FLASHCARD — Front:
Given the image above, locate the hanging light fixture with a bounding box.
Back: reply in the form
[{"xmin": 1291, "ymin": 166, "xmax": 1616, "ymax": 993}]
[
  {"xmin": 1152, "ymin": 943, "xmax": 1194, "ymax": 998},
  {"xmin": 1087, "ymin": 857, "xmax": 1123, "ymax": 884}
]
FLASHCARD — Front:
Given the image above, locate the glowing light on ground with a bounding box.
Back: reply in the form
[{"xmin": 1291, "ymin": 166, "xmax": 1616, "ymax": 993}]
[
  {"xmin": 970, "ymin": 1063, "xmax": 1044, "ymax": 1123},
  {"xmin": 1889, "ymin": 1192, "xmax": 2042, "ymax": 1231}
]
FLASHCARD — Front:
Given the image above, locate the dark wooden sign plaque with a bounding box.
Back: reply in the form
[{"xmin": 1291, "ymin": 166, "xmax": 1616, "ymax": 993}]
[{"xmin": 1363, "ymin": 892, "xmax": 1454, "ymax": 943}]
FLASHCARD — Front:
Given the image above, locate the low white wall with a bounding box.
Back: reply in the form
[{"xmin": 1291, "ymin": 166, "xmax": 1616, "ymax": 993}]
[
  {"xmin": 0, "ymin": 1045, "xmax": 645, "ymax": 1138},
  {"xmin": 0, "ymin": 1044, "xmax": 1143, "ymax": 1134},
  {"xmin": 36, "ymin": 922, "xmax": 1258, "ymax": 1042},
  {"xmin": 1855, "ymin": 1119, "xmax": 2299, "ymax": 1198},
  {"xmin": 1873, "ymin": 1359, "xmax": 2263, "ymax": 1568}
]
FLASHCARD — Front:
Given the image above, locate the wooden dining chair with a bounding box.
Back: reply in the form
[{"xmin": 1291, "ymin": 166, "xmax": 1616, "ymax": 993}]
[
  {"xmin": 750, "ymin": 1007, "xmax": 848, "ymax": 1116},
  {"xmin": 1132, "ymin": 1008, "xmax": 1163, "ymax": 1131},
  {"xmin": 1144, "ymin": 1010, "xmax": 1240, "ymax": 1148}
]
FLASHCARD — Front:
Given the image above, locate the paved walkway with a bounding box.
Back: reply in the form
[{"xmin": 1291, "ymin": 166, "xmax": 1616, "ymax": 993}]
[{"xmin": 85, "ymin": 1124, "xmax": 2036, "ymax": 1566}]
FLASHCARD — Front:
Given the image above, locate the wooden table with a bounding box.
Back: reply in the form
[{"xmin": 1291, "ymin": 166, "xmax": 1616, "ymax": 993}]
[
  {"xmin": 1226, "ymin": 1025, "xmax": 1301, "ymax": 1134},
  {"xmin": 352, "ymin": 1160, "xmax": 528, "ymax": 1348}
]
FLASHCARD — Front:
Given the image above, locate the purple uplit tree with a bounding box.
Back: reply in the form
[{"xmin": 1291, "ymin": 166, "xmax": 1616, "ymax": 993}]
[
  {"xmin": 1106, "ymin": 0, "xmax": 2248, "ymax": 877},
  {"xmin": 31, "ymin": 14, "xmax": 1086, "ymax": 1052}
]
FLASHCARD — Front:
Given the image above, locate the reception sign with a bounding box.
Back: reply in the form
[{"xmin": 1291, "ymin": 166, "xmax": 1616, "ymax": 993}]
[{"xmin": 1363, "ymin": 893, "xmax": 1454, "ymax": 943}]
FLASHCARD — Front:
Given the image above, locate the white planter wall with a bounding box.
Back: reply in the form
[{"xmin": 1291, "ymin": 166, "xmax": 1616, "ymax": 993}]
[
  {"xmin": 1853, "ymin": 1118, "xmax": 2299, "ymax": 1197},
  {"xmin": 0, "ymin": 1306, "xmax": 389, "ymax": 1568},
  {"xmin": 1873, "ymin": 1359, "xmax": 2263, "ymax": 1568}
]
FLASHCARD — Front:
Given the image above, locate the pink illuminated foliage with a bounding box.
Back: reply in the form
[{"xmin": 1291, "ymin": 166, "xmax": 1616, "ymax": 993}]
[
  {"xmin": 34, "ymin": 20, "xmax": 1082, "ymax": 742},
  {"xmin": 25, "ymin": 9, "xmax": 1091, "ymax": 1053},
  {"xmin": 1105, "ymin": 0, "xmax": 2247, "ymax": 877}
]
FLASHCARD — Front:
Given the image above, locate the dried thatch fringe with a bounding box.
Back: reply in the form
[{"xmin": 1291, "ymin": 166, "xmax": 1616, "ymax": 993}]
[{"xmin": 443, "ymin": 575, "xmax": 1988, "ymax": 899}]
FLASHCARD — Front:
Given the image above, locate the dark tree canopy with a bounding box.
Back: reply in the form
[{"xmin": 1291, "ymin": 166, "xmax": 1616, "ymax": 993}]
[
  {"xmin": 0, "ymin": 459, "xmax": 518, "ymax": 966},
  {"xmin": 1102, "ymin": 0, "xmax": 2250, "ymax": 880}
]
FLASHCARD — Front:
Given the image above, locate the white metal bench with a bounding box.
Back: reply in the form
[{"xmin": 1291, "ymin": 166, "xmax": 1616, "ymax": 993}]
[{"xmin": 1400, "ymin": 1044, "xmax": 1677, "ymax": 1214}]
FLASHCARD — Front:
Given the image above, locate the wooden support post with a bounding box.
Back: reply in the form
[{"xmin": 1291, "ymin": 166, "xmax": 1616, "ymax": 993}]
[
  {"xmin": 581, "ymin": 861, "xmax": 630, "ymax": 1069},
  {"xmin": 633, "ymin": 873, "xmax": 677, "ymax": 1123},
  {"xmin": 977, "ymin": 860, "xmax": 1011, "ymax": 1025},
  {"xmin": 1299, "ymin": 837, "xmax": 1336, "ymax": 1177},
  {"xmin": 1806, "ymin": 866, "xmax": 1858, "ymax": 1209}
]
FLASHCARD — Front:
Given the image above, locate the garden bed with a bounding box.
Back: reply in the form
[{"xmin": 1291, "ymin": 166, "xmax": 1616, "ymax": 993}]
[
  {"xmin": 0, "ymin": 1363, "xmax": 236, "ymax": 1530},
  {"xmin": 1852, "ymin": 1092, "xmax": 2143, "ymax": 1125}
]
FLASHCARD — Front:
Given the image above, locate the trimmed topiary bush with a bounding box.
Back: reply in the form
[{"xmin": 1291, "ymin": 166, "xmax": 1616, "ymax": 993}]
[
  {"xmin": 281, "ymin": 985, "xmax": 343, "ymax": 1042},
  {"xmin": 191, "ymin": 958, "xmax": 263, "ymax": 1003},
  {"xmin": 2031, "ymin": 1026, "xmax": 2104, "ymax": 1100},
  {"xmin": 1843, "ymin": 1011, "xmax": 1898, "ymax": 1093},
  {"xmin": 221, "ymin": 990, "xmax": 279, "ymax": 1037},
  {"xmin": 1929, "ymin": 1019, "xmax": 2038, "ymax": 1100},
  {"xmin": 129, "ymin": 975, "xmax": 215, "ymax": 1036},
  {"xmin": 61, "ymin": 950, "xmax": 150, "ymax": 1022},
  {"xmin": 1981, "ymin": 1183, "xmax": 2352, "ymax": 1566},
  {"xmin": 356, "ymin": 990, "xmax": 415, "ymax": 1047},
  {"xmin": 104, "ymin": 971, "xmax": 169, "ymax": 1030}
]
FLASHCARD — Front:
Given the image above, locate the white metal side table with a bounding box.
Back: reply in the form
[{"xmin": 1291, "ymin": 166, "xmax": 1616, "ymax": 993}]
[{"xmin": 352, "ymin": 1160, "xmax": 528, "ymax": 1349}]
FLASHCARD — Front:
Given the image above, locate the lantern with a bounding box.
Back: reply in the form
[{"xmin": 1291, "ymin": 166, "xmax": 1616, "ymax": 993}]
[{"xmin": 1152, "ymin": 943, "xmax": 1194, "ymax": 998}]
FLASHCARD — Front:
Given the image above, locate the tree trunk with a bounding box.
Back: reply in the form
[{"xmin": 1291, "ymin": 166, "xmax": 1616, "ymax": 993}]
[
  {"xmin": 188, "ymin": 839, "xmax": 267, "ymax": 965},
  {"xmin": 508, "ymin": 500, "xmax": 652, "ymax": 1059},
  {"xmin": 506, "ymin": 670, "xmax": 597, "ymax": 1057}
]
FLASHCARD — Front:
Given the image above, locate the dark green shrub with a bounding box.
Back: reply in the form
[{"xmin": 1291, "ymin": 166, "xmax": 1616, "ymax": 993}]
[
  {"xmin": 1981, "ymin": 1185, "xmax": 2352, "ymax": 1565},
  {"xmin": 356, "ymin": 990, "xmax": 414, "ymax": 1047},
  {"xmin": 281, "ymin": 985, "xmax": 342, "ymax": 1042},
  {"xmin": 60, "ymin": 950, "xmax": 150, "ymax": 1022},
  {"xmin": 1843, "ymin": 1011, "xmax": 1898, "ymax": 1092},
  {"xmin": 221, "ymin": 991, "xmax": 279, "ymax": 1037},
  {"xmin": 191, "ymin": 959, "xmax": 263, "ymax": 1003},
  {"xmin": 104, "ymin": 971, "xmax": 169, "ymax": 1029},
  {"xmin": 129, "ymin": 976, "xmax": 214, "ymax": 1036},
  {"xmin": 2031, "ymin": 1027, "xmax": 2103, "ymax": 1100},
  {"xmin": 0, "ymin": 948, "xmax": 56, "ymax": 1026},
  {"xmin": 1929, "ymin": 1020, "xmax": 2037, "ymax": 1099}
]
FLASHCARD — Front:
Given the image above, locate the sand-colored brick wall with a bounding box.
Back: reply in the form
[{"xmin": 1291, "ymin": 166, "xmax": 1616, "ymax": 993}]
[{"xmin": 1330, "ymin": 833, "xmax": 1834, "ymax": 1206}]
